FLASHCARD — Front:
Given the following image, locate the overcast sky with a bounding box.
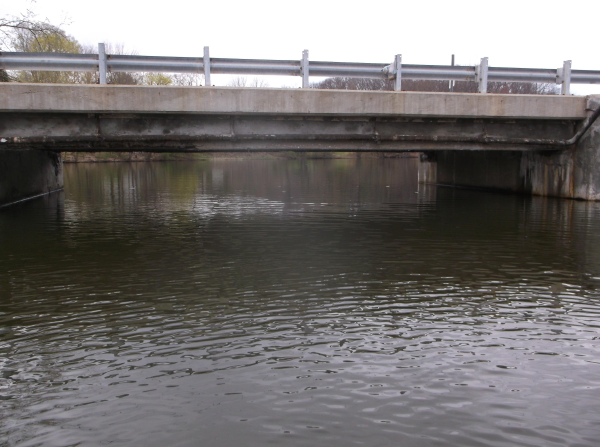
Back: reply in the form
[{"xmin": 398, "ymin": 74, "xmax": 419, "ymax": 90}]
[{"xmin": 4, "ymin": 0, "xmax": 600, "ymax": 94}]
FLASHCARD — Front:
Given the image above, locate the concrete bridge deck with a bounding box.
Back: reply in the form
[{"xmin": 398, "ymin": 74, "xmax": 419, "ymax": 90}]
[{"xmin": 0, "ymin": 84, "xmax": 592, "ymax": 153}]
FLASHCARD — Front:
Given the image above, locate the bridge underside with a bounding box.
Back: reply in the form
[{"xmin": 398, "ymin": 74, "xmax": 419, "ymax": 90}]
[{"xmin": 0, "ymin": 113, "xmax": 577, "ymax": 152}]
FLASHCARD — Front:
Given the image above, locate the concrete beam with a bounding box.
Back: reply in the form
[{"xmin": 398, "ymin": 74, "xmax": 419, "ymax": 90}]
[
  {"xmin": 0, "ymin": 113, "xmax": 577, "ymax": 152},
  {"xmin": 0, "ymin": 84, "xmax": 588, "ymax": 120}
]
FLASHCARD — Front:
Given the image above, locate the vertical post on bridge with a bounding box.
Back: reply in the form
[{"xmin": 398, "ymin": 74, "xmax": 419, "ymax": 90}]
[
  {"xmin": 301, "ymin": 50, "xmax": 309, "ymax": 88},
  {"xmin": 450, "ymin": 54, "xmax": 455, "ymax": 92},
  {"xmin": 393, "ymin": 54, "xmax": 402, "ymax": 91},
  {"xmin": 204, "ymin": 46, "xmax": 211, "ymax": 87},
  {"xmin": 98, "ymin": 43, "xmax": 107, "ymax": 85},
  {"xmin": 558, "ymin": 60, "xmax": 571, "ymax": 95},
  {"xmin": 477, "ymin": 57, "xmax": 488, "ymax": 93}
]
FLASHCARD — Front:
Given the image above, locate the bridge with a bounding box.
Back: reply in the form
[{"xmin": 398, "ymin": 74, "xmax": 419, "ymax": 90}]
[{"xmin": 1, "ymin": 48, "xmax": 600, "ymax": 206}]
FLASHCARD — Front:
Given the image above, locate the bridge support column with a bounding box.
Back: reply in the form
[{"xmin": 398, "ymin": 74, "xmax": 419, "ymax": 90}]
[
  {"xmin": 419, "ymin": 103, "xmax": 600, "ymax": 201},
  {"xmin": 570, "ymin": 111, "xmax": 600, "ymax": 200},
  {"xmin": 0, "ymin": 150, "xmax": 63, "ymax": 207}
]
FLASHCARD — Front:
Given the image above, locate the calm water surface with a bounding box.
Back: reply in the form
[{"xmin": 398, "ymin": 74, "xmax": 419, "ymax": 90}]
[{"xmin": 1, "ymin": 158, "xmax": 600, "ymax": 446}]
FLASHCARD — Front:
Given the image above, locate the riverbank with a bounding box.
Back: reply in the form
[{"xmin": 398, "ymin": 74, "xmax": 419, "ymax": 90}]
[{"xmin": 61, "ymin": 151, "xmax": 418, "ymax": 163}]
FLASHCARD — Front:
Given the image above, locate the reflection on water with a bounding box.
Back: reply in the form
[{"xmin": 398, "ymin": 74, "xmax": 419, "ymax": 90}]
[{"xmin": 1, "ymin": 158, "xmax": 600, "ymax": 446}]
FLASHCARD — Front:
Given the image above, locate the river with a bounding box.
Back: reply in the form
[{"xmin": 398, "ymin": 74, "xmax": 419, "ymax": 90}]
[{"xmin": 1, "ymin": 157, "xmax": 599, "ymax": 446}]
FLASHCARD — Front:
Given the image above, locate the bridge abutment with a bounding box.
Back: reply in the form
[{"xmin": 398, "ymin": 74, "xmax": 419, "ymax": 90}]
[
  {"xmin": 419, "ymin": 110, "xmax": 600, "ymax": 201},
  {"xmin": 571, "ymin": 114, "xmax": 600, "ymax": 199},
  {"xmin": 0, "ymin": 150, "xmax": 63, "ymax": 206}
]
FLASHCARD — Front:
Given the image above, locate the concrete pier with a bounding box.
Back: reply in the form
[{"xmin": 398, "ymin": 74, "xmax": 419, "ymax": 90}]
[
  {"xmin": 418, "ymin": 97, "xmax": 600, "ymax": 200},
  {"xmin": 0, "ymin": 150, "xmax": 63, "ymax": 206}
]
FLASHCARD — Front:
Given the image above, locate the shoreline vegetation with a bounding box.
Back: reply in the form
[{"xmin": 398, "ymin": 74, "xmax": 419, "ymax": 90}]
[{"xmin": 62, "ymin": 152, "xmax": 419, "ymax": 163}]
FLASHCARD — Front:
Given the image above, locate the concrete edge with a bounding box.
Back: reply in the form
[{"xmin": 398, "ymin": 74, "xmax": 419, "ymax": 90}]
[{"xmin": 0, "ymin": 83, "xmax": 588, "ymax": 120}]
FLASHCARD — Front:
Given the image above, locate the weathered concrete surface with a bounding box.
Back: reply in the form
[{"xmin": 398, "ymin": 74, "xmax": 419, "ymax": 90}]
[
  {"xmin": 572, "ymin": 103, "xmax": 600, "ymax": 199},
  {"xmin": 0, "ymin": 150, "xmax": 63, "ymax": 206},
  {"xmin": 0, "ymin": 84, "xmax": 587, "ymax": 153},
  {"xmin": 419, "ymin": 96, "xmax": 600, "ymax": 200},
  {"xmin": 0, "ymin": 83, "xmax": 587, "ymax": 119},
  {"xmin": 1, "ymin": 83, "xmax": 597, "ymax": 201},
  {"xmin": 0, "ymin": 113, "xmax": 578, "ymax": 152}
]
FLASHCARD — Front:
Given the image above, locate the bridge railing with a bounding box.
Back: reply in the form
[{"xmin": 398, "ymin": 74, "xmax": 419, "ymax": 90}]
[{"xmin": 1, "ymin": 44, "xmax": 599, "ymax": 95}]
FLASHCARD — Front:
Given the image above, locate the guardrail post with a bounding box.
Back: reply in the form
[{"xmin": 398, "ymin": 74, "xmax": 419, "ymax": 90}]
[
  {"xmin": 450, "ymin": 54, "xmax": 455, "ymax": 92},
  {"xmin": 203, "ymin": 46, "xmax": 211, "ymax": 87},
  {"xmin": 98, "ymin": 43, "xmax": 107, "ymax": 85},
  {"xmin": 477, "ymin": 57, "xmax": 488, "ymax": 93},
  {"xmin": 301, "ymin": 50, "xmax": 309, "ymax": 88},
  {"xmin": 393, "ymin": 54, "xmax": 402, "ymax": 91},
  {"xmin": 557, "ymin": 60, "xmax": 571, "ymax": 95}
]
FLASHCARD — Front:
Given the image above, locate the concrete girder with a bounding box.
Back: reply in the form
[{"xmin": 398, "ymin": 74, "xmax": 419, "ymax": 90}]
[{"xmin": 0, "ymin": 113, "xmax": 578, "ymax": 152}]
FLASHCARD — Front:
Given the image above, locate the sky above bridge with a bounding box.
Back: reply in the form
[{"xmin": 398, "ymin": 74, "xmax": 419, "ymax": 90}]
[{"xmin": 4, "ymin": 0, "xmax": 600, "ymax": 94}]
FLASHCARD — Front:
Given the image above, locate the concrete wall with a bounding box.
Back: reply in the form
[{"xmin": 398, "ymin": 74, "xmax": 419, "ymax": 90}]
[
  {"xmin": 572, "ymin": 113, "xmax": 600, "ymax": 200},
  {"xmin": 0, "ymin": 150, "xmax": 63, "ymax": 206},
  {"xmin": 0, "ymin": 84, "xmax": 587, "ymax": 119},
  {"xmin": 419, "ymin": 110, "xmax": 600, "ymax": 200}
]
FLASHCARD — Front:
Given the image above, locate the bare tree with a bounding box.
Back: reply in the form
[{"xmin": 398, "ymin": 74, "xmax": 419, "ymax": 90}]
[
  {"xmin": 1, "ymin": 4, "xmax": 72, "ymax": 81},
  {"xmin": 227, "ymin": 76, "xmax": 269, "ymax": 87},
  {"xmin": 248, "ymin": 77, "xmax": 269, "ymax": 88},
  {"xmin": 79, "ymin": 43, "xmax": 141, "ymax": 84},
  {"xmin": 312, "ymin": 76, "xmax": 559, "ymax": 95},
  {"xmin": 0, "ymin": 5, "xmax": 66, "ymax": 51},
  {"xmin": 171, "ymin": 73, "xmax": 204, "ymax": 86},
  {"xmin": 311, "ymin": 77, "xmax": 389, "ymax": 90},
  {"xmin": 487, "ymin": 81, "xmax": 558, "ymax": 94},
  {"xmin": 9, "ymin": 24, "xmax": 83, "ymax": 84},
  {"xmin": 228, "ymin": 76, "xmax": 247, "ymax": 87}
]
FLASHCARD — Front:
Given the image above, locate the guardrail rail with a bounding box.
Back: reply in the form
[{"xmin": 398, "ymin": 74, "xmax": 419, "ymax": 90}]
[{"xmin": 1, "ymin": 44, "xmax": 599, "ymax": 94}]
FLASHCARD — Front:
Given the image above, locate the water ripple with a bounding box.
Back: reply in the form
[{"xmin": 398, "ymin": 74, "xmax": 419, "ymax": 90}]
[{"xmin": 1, "ymin": 159, "xmax": 600, "ymax": 446}]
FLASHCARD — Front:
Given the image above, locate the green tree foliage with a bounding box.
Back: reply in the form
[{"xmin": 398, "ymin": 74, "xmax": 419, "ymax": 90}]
[
  {"xmin": 144, "ymin": 73, "xmax": 172, "ymax": 86},
  {"xmin": 12, "ymin": 26, "xmax": 83, "ymax": 84},
  {"xmin": 2, "ymin": 9, "xmax": 141, "ymax": 85},
  {"xmin": 1, "ymin": 7, "xmax": 73, "ymax": 82}
]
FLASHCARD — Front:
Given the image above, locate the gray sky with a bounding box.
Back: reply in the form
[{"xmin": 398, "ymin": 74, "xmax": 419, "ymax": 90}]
[{"xmin": 4, "ymin": 0, "xmax": 600, "ymax": 94}]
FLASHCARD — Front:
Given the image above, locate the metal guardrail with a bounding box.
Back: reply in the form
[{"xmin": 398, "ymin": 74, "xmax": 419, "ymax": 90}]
[{"xmin": 1, "ymin": 44, "xmax": 600, "ymax": 95}]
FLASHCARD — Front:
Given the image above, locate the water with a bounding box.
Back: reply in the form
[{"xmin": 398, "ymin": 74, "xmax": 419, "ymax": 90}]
[{"xmin": 1, "ymin": 157, "xmax": 600, "ymax": 446}]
